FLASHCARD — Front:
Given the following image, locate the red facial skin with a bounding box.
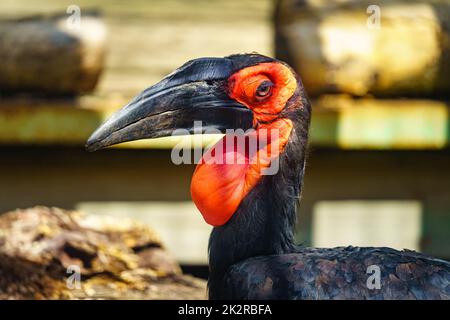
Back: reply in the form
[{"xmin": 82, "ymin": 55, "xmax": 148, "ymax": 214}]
[
  {"xmin": 190, "ymin": 62, "xmax": 297, "ymax": 226},
  {"xmin": 228, "ymin": 62, "xmax": 297, "ymax": 123}
]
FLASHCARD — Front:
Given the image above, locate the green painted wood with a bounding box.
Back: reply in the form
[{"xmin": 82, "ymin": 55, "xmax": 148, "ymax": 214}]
[
  {"xmin": 0, "ymin": 97, "xmax": 449, "ymax": 149},
  {"xmin": 337, "ymin": 105, "xmax": 448, "ymax": 149},
  {"xmin": 310, "ymin": 97, "xmax": 450, "ymax": 149}
]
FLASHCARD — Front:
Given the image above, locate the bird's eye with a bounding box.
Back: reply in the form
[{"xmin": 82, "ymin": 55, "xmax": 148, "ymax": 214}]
[{"xmin": 255, "ymin": 80, "xmax": 273, "ymax": 100}]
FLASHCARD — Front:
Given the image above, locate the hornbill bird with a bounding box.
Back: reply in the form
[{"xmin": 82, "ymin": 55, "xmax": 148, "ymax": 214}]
[{"xmin": 86, "ymin": 53, "xmax": 450, "ymax": 299}]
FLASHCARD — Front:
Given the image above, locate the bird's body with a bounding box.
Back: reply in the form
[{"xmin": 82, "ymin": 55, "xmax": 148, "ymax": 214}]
[
  {"xmin": 87, "ymin": 53, "xmax": 450, "ymax": 300},
  {"xmin": 223, "ymin": 247, "xmax": 450, "ymax": 300}
]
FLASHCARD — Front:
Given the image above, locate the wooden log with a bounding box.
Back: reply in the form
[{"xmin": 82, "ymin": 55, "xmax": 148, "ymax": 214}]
[
  {"xmin": 0, "ymin": 12, "xmax": 106, "ymax": 96},
  {"xmin": 0, "ymin": 206, "xmax": 206, "ymax": 299},
  {"xmin": 275, "ymin": 0, "xmax": 450, "ymax": 97}
]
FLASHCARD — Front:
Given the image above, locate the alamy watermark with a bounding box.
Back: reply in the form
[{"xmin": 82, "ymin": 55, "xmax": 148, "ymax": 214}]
[
  {"xmin": 367, "ymin": 5, "xmax": 381, "ymax": 30},
  {"xmin": 170, "ymin": 121, "xmax": 281, "ymax": 175},
  {"xmin": 366, "ymin": 265, "xmax": 381, "ymax": 290},
  {"xmin": 66, "ymin": 264, "xmax": 81, "ymax": 290},
  {"xmin": 66, "ymin": 5, "xmax": 81, "ymax": 30}
]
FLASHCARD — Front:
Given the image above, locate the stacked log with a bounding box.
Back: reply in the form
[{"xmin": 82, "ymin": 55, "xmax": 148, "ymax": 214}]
[
  {"xmin": 275, "ymin": 0, "xmax": 450, "ymax": 97},
  {"xmin": 0, "ymin": 12, "xmax": 106, "ymax": 96}
]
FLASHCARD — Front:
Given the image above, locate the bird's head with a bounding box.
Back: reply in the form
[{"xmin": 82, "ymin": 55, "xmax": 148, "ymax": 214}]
[{"xmin": 86, "ymin": 53, "xmax": 310, "ymax": 226}]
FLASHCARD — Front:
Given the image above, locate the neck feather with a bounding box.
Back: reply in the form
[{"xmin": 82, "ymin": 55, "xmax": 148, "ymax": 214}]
[{"xmin": 207, "ymin": 96, "xmax": 310, "ymax": 298}]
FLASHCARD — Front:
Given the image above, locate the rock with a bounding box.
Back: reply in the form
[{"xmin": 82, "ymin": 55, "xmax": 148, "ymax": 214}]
[{"xmin": 0, "ymin": 206, "xmax": 206, "ymax": 299}]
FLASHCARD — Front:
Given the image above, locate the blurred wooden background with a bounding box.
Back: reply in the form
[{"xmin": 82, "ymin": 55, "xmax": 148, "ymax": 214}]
[{"xmin": 0, "ymin": 0, "xmax": 449, "ymax": 275}]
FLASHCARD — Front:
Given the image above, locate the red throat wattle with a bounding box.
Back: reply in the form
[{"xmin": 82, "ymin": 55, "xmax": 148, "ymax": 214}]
[
  {"xmin": 190, "ymin": 119, "xmax": 293, "ymax": 226},
  {"xmin": 190, "ymin": 62, "xmax": 297, "ymax": 226}
]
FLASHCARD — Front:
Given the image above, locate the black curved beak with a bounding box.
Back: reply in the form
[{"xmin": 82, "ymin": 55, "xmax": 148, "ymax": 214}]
[{"xmin": 86, "ymin": 57, "xmax": 253, "ymax": 152}]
